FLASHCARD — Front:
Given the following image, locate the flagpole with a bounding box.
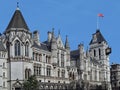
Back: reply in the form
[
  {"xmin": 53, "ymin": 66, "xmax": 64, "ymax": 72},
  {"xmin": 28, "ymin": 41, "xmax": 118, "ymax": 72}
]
[
  {"xmin": 97, "ymin": 13, "xmax": 104, "ymax": 30},
  {"xmin": 97, "ymin": 15, "xmax": 99, "ymax": 29}
]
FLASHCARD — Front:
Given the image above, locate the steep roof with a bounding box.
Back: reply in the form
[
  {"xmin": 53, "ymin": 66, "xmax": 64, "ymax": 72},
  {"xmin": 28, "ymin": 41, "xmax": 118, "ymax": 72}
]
[
  {"xmin": 32, "ymin": 42, "xmax": 50, "ymax": 51},
  {"xmin": 89, "ymin": 30, "xmax": 107, "ymax": 45},
  {"xmin": 5, "ymin": 8, "xmax": 29, "ymax": 33},
  {"xmin": 0, "ymin": 41, "xmax": 7, "ymax": 52}
]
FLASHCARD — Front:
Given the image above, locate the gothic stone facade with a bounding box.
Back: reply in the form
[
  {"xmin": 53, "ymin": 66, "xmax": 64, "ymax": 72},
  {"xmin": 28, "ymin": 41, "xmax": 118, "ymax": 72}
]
[
  {"xmin": 70, "ymin": 30, "xmax": 112, "ymax": 90},
  {"xmin": 0, "ymin": 8, "xmax": 70, "ymax": 90},
  {"xmin": 0, "ymin": 7, "xmax": 112, "ymax": 90}
]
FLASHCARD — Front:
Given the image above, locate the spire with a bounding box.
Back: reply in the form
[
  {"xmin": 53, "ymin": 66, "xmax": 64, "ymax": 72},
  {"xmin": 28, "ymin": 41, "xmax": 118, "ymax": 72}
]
[
  {"xmin": 4, "ymin": 6, "xmax": 29, "ymax": 33},
  {"xmin": 58, "ymin": 29, "xmax": 61, "ymax": 38},
  {"xmin": 52, "ymin": 28, "xmax": 55, "ymax": 38},
  {"xmin": 65, "ymin": 35, "xmax": 70, "ymax": 50}
]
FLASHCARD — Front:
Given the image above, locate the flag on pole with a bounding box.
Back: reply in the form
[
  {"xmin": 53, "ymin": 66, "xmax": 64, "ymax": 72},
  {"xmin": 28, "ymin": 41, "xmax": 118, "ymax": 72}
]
[
  {"xmin": 98, "ymin": 13, "xmax": 104, "ymax": 17},
  {"xmin": 97, "ymin": 13, "xmax": 104, "ymax": 29}
]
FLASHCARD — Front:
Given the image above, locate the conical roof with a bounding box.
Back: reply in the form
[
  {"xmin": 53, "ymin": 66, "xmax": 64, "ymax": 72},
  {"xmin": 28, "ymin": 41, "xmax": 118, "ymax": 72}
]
[
  {"xmin": 5, "ymin": 8, "xmax": 29, "ymax": 33},
  {"xmin": 89, "ymin": 30, "xmax": 107, "ymax": 45}
]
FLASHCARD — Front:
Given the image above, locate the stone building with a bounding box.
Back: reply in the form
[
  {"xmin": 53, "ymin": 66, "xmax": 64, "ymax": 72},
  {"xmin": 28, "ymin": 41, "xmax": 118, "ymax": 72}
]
[
  {"xmin": 0, "ymin": 5, "xmax": 112, "ymax": 90},
  {"xmin": 0, "ymin": 36, "xmax": 8, "ymax": 90},
  {"xmin": 70, "ymin": 30, "xmax": 112, "ymax": 90},
  {"xmin": 0, "ymin": 7, "xmax": 70, "ymax": 90},
  {"xmin": 111, "ymin": 64, "xmax": 120, "ymax": 90}
]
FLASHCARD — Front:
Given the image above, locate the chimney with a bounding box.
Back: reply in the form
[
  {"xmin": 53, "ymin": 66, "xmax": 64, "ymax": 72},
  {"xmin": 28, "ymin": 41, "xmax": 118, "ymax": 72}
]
[
  {"xmin": 78, "ymin": 43, "xmax": 84, "ymax": 54},
  {"xmin": 47, "ymin": 31, "xmax": 52, "ymax": 42},
  {"xmin": 33, "ymin": 30, "xmax": 40, "ymax": 45}
]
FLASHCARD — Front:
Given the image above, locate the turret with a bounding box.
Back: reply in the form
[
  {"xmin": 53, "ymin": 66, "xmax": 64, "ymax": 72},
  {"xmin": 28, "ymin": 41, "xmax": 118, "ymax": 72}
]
[
  {"xmin": 89, "ymin": 30, "xmax": 111, "ymax": 84},
  {"xmin": 78, "ymin": 43, "xmax": 84, "ymax": 71},
  {"xmin": 51, "ymin": 29, "xmax": 57, "ymax": 50}
]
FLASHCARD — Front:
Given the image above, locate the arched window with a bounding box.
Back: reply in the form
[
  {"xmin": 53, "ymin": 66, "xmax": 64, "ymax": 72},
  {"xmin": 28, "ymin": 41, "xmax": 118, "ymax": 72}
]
[
  {"xmin": 25, "ymin": 42, "xmax": 29, "ymax": 56},
  {"xmin": 15, "ymin": 40, "xmax": 20, "ymax": 56},
  {"xmin": 25, "ymin": 69, "xmax": 28, "ymax": 79},
  {"xmin": 25, "ymin": 69, "xmax": 31, "ymax": 79},
  {"xmin": 58, "ymin": 69, "xmax": 60, "ymax": 77}
]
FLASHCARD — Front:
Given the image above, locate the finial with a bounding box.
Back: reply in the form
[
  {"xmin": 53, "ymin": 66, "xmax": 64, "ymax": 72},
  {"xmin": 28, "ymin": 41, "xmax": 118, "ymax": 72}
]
[
  {"xmin": 17, "ymin": 2, "xmax": 19, "ymax": 8},
  {"xmin": 58, "ymin": 29, "xmax": 60, "ymax": 35},
  {"xmin": 52, "ymin": 28, "xmax": 55, "ymax": 37},
  {"xmin": 66, "ymin": 35, "xmax": 68, "ymax": 38},
  {"xmin": 52, "ymin": 28, "xmax": 54, "ymax": 32},
  {"xmin": 16, "ymin": 2, "xmax": 20, "ymax": 10}
]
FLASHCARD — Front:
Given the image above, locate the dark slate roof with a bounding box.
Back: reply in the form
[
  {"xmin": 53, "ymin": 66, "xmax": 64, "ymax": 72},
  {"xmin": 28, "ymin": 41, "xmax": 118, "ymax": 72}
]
[
  {"xmin": 32, "ymin": 42, "xmax": 50, "ymax": 51},
  {"xmin": 0, "ymin": 41, "xmax": 7, "ymax": 52},
  {"xmin": 5, "ymin": 8, "xmax": 29, "ymax": 32},
  {"xmin": 89, "ymin": 30, "xmax": 107, "ymax": 45},
  {"xmin": 70, "ymin": 50, "xmax": 79, "ymax": 60}
]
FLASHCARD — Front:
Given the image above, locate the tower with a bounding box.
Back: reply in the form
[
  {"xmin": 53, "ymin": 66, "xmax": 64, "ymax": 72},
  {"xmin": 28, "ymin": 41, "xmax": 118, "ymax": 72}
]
[
  {"xmin": 89, "ymin": 30, "xmax": 111, "ymax": 89},
  {"xmin": 4, "ymin": 6, "xmax": 33, "ymax": 90}
]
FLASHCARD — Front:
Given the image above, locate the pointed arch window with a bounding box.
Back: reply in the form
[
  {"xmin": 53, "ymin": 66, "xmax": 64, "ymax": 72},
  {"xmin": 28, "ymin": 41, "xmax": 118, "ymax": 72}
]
[
  {"xmin": 25, "ymin": 42, "xmax": 29, "ymax": 56},
  {"xmin": 25, "ymin": 69, "xmax": 31, "ymax": 79},
  {"xmin": 15, "ymin": 40, "xmax": 20, "ymax": 56},
  {"xmin": 99, "ymin": 48, "xmax": 101, "ymax": 59},
  {"xmin": 94, "ymin": 49, "xmax": 96, "ymax": 57}
]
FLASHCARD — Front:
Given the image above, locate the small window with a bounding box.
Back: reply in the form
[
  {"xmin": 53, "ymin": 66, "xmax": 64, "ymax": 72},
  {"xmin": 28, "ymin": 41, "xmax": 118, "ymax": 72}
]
[
  {"xmin": 94, "ymin": 50, "xmax": 96, "ymax": 57},
  {"xmin": 3, "ymin": 72, "xmax": 5, "ymax": 78},
  {"xmin": 3, "ymin": 63, "xmax": 5, "ymax": 68},
  {"xmin": 99, "ymin": 48, "xmax": 101, "ymax": 59},
  {"xmin": 33, "ymin": 52, "xmax": 34, "ymax": 60},
  {"xmin": 39, "ymin": 80, "xmax": 41, "ymax": 82},
  {"xmin": 3, "ymin": 82, "xmax": 5, "ymax": 87},
  {"xmin": 47, "ymin": 66, "xmax": 51, "ymax": 76},
  {"xmin": 58, "ymin": 69, "xmax": 60, "ymax": 77},
  {"xmin": 15, "ymin": 40, "xmax": 21, "ymax": 56},
  {"xmin": 25, "ymin": 42, "xmax": 29, "ymax": 56}
]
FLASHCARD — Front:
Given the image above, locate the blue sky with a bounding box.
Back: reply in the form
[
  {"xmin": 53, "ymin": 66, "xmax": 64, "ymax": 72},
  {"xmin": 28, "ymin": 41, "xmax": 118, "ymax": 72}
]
[{"xmin": 0, "ymin": 0, "xmax": 119, "ymax": 64}]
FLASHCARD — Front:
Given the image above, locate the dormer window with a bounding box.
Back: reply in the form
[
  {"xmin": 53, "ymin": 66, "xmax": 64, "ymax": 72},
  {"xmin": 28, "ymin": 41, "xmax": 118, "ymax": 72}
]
[{"xmin": 15, "ymin": 40, "xmax": 20, "ymax": 56}]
